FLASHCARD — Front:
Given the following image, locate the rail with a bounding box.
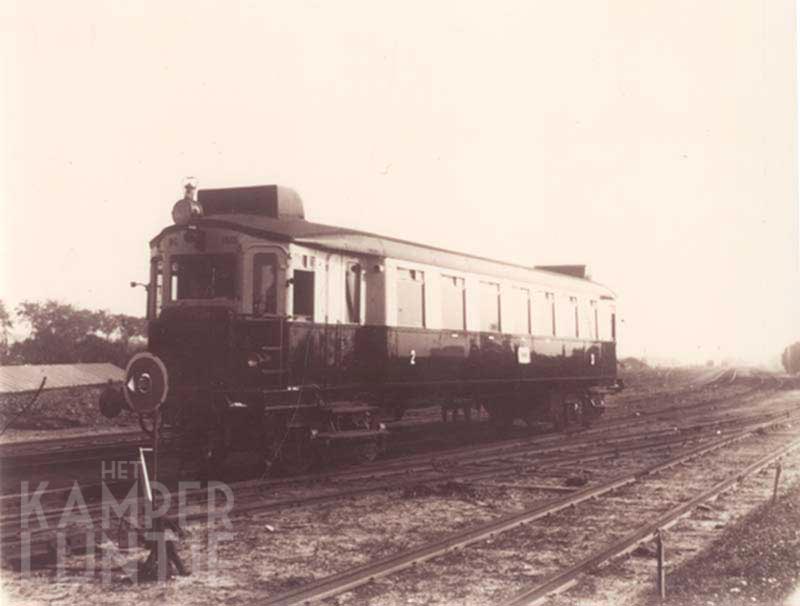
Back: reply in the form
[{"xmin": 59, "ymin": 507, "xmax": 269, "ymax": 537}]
[
  {"xmin": 500, "ymin": 435, "xmax": 800, "ymax": 605},
  {"xmin": 261, "ymin": 420, "xmax": 794, "ymax": 605}
]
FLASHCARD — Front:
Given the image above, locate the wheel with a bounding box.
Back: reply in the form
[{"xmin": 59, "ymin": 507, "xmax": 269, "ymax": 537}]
[
  {"xmin": 278, "ymin": 428, "xmax": 317, "ymax": 475},
  {"xmin": 356, "ymin": 440, "xmax": 380, "ymax": 463},
  {"xmin": 521, "ymin": 405, "xmax": 543, "ymax": 429},
  {"xmin": 485, "ymin": 401, "xmax": 514, "ymax": 433},
  {"xmin": 564, "ymin": 400, "xmax": 584, "ymax": 428}
]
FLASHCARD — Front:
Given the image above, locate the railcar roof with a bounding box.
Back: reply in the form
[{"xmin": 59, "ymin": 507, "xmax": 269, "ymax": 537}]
[{"xmin": 153, "ymin": 214, "xmax": 615, "ymax": 298}]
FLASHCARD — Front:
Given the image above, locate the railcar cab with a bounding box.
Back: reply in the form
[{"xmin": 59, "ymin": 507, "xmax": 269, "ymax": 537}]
[
  {"xmin": 144, "ymin": 184, "xmax": 375, "ymax": 401},
  {"xmin": 148, "ymin": 184, "xmax": 295, "ymax": 320},
  {"xmin": 147, "ymin": 184, "xmax": 366, "ymax": 324}
]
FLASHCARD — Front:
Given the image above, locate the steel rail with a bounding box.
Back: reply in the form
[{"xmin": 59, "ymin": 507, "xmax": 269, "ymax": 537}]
[
  {"xmin": 260, "ymin": 423, "xmax": 787, "ymax": 606},
  {"xmin": 4, "ymin": 394, "xmax": 776, "ymax": 511},
  {"xmin": 0, "ymin": 423, "xmax": 731, "ymax": 546},
  {"xmin": 283, "ymin": 402, "xmax": 796, "ymax": 489},
  {"xmin": 3, "ymin": 412, "xmax": 787, "ymax": 567},
  {"xmin": 3, "ymin": 404, "xmax": 790, "ymax": 536},
  {"xmin": 4, "ymin": 400, "xmax": 794, "ymax": 564},
  {"xmin": 499, "ymin": 434, "xmax": 800, "ymax": 606}
]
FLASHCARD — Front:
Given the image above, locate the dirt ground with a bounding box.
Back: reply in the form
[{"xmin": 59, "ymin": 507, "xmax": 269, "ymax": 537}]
[
  {"xmin": 1, "ymin": 371, "xmax": 798, "ymax": 606},
  {"xmin": 0, "ymin": 385, "xmax": 136, "ymax": 444}
]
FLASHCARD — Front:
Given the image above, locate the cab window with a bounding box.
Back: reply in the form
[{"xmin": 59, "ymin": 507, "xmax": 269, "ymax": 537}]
[
  {"xmin": 253, "ymin": 253, "xmax": 278, "ymax": 315},
  {"xmin": 170, "ymin": 254, "xmax": 236, "ymax": 300},
  {"xmin": 345, "ymin": 263, "xmax": 362, "ymax": 323},
  {"xmin": 149, "ymin": 258, "xmax": 163, "ymax": 318}
]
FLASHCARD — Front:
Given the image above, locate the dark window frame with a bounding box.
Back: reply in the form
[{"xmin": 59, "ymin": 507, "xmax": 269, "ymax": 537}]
[
  {"xmin": 169, "ymin": 253, "xmax": 238, "ymax": 301},
  {"xmin": 345, "ymin": 262, "xmax": 362, "ymax": 324},
  {"xmin": 253, "ymin": 252, "xmax": 279, "ymax": 316},
  {"xmin": 292, "ymin": 269, "xmax": 315, "ymax": 320},
  {"xmin": 148, "ymin": 257, "xmax": 163, "ymax": 319}
]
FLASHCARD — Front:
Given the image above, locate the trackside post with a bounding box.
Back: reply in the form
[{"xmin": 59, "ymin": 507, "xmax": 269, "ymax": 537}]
[
  {"xmin": 772, "ymin": 461, "xmax": 782, "ymax": 504},
  {"xmin": 656, "ymin": 529, "xmax": 666, "ymax": 599}
]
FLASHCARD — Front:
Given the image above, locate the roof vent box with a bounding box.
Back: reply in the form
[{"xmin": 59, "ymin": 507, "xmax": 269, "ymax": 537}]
[{"xmin": 197, "ymin": 185, "xmax": 304, "ymax": 220}]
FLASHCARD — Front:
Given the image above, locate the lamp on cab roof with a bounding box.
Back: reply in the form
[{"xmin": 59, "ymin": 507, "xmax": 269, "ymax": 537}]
[{"xmin": 172, "ymin": 178, "xmax": 203, "ymax": 225}]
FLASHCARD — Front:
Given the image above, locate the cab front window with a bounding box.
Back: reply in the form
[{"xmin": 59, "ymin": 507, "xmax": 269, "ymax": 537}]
[
  {"xmin": 148, "ymin": 258, "xmax": 164, "ymax": 318},
  {"xmin": 170, "ymin": 254, "xmax": 237, "ymax": 300}
]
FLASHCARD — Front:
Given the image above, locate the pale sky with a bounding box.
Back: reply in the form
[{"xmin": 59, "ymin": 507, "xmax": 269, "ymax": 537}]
[{"xmin": 1, "ymin": 1, "xmax": 797, "ymax": 366}]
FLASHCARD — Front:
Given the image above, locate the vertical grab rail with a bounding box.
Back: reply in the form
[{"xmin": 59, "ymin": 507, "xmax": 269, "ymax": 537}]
[{"xmin": 138, "ymin": 447, "xmax": 154, "ymax": 503}]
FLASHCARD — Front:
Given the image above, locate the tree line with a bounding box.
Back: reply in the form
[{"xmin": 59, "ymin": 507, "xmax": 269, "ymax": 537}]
[
  {"xmin": 782, "ymin": 342, "xmax": 800, "ymax": 375},
  {"xmin": 0, "ymin": 300, "xmax": 146, "ymax": 367}
]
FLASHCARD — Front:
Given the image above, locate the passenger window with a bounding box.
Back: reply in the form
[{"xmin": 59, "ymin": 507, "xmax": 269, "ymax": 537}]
[
  {"xmin": 441, "ymin": 275, "xmax": 466, "ymax": 330},
  {"xmin": 253, "ymin": 253, "xmax": 278, "ymax": 315},
  {"xmin": 547, "ymin": 293, "xmax": 556, "ymax": 336},
  {"xmin": 571, "ymin": 296, "xmax": 579, "ymax": 338},
  {"xmin": 479, "ymin": 282, "xmax": 501, "ymax": 332},
  {"xmin": 508, "ymin": 286, "xmax": 531, "ymax": 334},
  {"xmin": 345, "ymin": 263, "xmax": 362, "ymax": 324},
  {"xmin": 292, "ymin": 270, "xmax": 315, "ymax": 320},
  {"xmin": 597, "ymin": 302, "xmax": 616, "ymax": 341},
  {"xmin": 397, "ymin": 268, "xmax": 425, "ymax": 327},
  {"xmin": 531, "ymin": 293, "xmax": 549, "ymax": 336},
  {"xmin": 591, "ymin": 300, "xmax": 599, "ymax": 340}
]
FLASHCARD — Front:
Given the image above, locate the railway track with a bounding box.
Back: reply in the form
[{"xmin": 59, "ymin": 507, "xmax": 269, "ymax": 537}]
[
  {"xmin": 259, "ymin": 420, "xmax": 800, "ymax": 605},
  {"xmin": 498, "ymin": 437, "xmax": 799, "ymax": 605},
  {"xmin": 0, "ymin": 378, "xmax": 794, "ymax": 571},
  {"xmin": 2, "ymin": 398, "xmax": 796, "ymax": 571},
  {"xmin": 0, "ymin": 380, "xmax": 790, "ymax": 517},
  {"xmin": 0, "ymin": 374, "xmax": 769, "ymax": 489}
]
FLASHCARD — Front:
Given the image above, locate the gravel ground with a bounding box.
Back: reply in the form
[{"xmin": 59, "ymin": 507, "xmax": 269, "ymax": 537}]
[{"xmin": 650, "ymin": 475, "xmax": 800, "ymax": 606}]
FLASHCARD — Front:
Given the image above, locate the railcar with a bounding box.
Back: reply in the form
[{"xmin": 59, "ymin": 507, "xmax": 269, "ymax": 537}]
[{"xmin": 102, "ymin": 183, "xmax": 622, "ymax": 475}]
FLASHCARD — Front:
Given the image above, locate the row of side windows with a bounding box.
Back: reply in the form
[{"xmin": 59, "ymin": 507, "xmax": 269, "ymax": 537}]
[
  {"xmin": 395, "ymin": 267, "xmax": 614, "ymax": 340},
  {"xmin": 271, "ymin": 256, "xmax": 614, "ymax": 341}
]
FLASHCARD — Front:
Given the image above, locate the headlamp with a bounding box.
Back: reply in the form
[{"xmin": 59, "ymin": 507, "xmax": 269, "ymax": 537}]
[{"xmin": 172, "ymin": 180, "xmax": 203, "ymax": 225}]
